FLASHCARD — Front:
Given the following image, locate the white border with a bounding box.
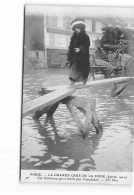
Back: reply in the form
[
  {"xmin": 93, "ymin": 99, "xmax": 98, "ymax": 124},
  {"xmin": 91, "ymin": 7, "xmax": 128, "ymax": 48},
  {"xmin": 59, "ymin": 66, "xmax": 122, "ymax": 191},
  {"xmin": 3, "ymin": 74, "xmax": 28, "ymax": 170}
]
[{"xmin": 0, "ymin": 0, "xmax": 134, "ymax": 194}]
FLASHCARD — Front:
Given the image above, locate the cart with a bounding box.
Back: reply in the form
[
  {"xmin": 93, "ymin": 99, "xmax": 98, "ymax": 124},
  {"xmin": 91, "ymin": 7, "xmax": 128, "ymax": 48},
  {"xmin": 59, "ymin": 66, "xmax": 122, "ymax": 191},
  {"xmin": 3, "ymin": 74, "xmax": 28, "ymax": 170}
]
[{"xmin": 90, "ymin": 54, "xmax": 131, "ymax": 80}]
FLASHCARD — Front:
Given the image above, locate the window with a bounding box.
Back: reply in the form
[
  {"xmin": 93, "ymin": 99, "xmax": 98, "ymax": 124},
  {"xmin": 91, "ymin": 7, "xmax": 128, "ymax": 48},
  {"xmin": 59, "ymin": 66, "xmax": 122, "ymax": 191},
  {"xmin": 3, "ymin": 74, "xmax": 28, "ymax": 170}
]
[
  {"xmin": 47, "ymin": 16, "xmax": 57, "ymax": 27},
  {"xmin": 63, "ymin": 16, "xmax": 72, "ymax": 30}
]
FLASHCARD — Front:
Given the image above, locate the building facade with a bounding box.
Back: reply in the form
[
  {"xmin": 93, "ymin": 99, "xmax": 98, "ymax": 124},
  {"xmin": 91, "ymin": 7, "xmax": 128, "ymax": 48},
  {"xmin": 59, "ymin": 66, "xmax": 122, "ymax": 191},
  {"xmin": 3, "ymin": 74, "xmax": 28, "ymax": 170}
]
[
  {"xmin": 24, "ymin": 14, "xmax": 45, "ymax": 70},
  {"xmin": 24, "ymin": 14, "xmax": 105, "ymax": 69},
  {"xmin": 44, "ymin": 15, "xmax": 104, "ymax": 68}
]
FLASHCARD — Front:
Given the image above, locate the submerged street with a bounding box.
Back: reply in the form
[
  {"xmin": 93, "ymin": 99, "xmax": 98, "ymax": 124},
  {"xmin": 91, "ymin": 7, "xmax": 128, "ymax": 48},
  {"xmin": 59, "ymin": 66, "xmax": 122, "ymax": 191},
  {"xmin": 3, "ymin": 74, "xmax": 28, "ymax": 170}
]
[{"xmin": 21, "ymin": 68, "xmax": 134, "ymax": 172}]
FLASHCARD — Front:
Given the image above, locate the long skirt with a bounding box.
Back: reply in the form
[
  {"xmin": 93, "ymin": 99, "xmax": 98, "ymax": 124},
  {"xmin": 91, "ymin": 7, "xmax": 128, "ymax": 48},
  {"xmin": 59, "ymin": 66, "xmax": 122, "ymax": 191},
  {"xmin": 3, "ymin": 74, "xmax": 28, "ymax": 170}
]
[{"xmin": 69, "ymin": 62, "xmax": 89, "ymax": 82}]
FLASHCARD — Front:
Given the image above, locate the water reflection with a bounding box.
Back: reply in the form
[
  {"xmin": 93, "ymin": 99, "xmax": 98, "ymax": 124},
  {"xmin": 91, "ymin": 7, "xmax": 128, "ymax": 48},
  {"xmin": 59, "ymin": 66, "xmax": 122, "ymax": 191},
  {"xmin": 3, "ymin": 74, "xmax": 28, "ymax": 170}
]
[
  {"xmin": 21, "ymin": 69, "xmax": 133, "ymax": 172},
  {"xmin": 21, "ymin": 117, "xmax": 103, "ymax": 171}
]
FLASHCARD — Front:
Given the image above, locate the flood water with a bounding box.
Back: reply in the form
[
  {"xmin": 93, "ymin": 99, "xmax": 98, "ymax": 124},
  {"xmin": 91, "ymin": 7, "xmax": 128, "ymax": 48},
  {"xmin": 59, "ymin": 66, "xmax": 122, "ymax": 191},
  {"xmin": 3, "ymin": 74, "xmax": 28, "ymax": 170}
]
[{"xmin": 21, "ymin": 68, "xmax": 134, "ymax": 172}]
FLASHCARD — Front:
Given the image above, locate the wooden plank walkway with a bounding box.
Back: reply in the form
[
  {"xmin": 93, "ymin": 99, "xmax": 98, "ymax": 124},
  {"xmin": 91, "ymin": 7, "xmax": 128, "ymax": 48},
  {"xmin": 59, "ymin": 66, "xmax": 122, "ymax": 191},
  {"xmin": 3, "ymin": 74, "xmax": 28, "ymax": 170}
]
[
  {"xmin": 74, "ymin": 76, "xmax": 133, "ymax": 89},
  {"xmin": 45, "ymin": 77, "xmax": 134, "ymax": 91},
  {"xmin": 23, "ymin": 77, "xmax": 134, "ymax": 118},
  {"xmin": 23, "ymin": 87, "xmax": 75, "ymax": 117}
]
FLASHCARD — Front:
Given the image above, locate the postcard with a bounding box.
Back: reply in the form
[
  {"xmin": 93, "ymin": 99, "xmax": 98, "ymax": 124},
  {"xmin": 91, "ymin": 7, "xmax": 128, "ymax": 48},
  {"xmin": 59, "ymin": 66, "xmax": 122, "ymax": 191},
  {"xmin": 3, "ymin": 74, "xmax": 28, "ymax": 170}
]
[{"xmin": 20, "ymin": 4, "xmax": 134, "ymax": 184}]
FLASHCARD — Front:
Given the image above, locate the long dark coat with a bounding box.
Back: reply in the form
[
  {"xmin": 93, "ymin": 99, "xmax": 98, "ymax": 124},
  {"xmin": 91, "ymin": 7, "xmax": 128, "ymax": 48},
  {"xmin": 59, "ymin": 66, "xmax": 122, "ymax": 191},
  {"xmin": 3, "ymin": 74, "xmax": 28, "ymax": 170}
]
[{"xmin": 67, "ymin": 30, "xmax": 90, "ymax": 82}]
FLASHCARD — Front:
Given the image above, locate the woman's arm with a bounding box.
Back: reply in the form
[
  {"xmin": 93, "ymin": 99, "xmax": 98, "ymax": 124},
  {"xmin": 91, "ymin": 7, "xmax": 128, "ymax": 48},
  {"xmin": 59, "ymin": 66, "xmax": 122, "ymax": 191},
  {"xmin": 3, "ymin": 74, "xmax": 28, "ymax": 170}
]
[
  {"xmin": 67, "ymin": 36, "xmax": 75, "ymax": 62},
  {"xmin": 79, "ymin": 35, "xmax": 90, "ymax": 53}
]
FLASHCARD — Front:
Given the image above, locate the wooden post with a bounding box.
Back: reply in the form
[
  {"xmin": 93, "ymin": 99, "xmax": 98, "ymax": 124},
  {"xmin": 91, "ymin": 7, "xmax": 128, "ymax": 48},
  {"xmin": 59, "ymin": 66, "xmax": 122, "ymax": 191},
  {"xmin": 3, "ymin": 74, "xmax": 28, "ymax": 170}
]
[
  {"xmin": 85, "ymin": 103, "xmax": 93, "ymax": 135},
  {"xmin": 121, "ymin": 58, "xmax": 130, "ymax": 76},
  {"xmin": 111, "ymin": 81, "xmax": 129, "ymax": 97},
  {"xmin": 66, "ymin": 96, "xmax": 102, "ymax": 135},
  {"xmin": 23, "ymin": 87, "xmax": 74, "ymax": 117},
  {"xmin": 111, "ymin": 83, "xmax": 117, "ymax": 97},
  {"xmin": 77, "ymin": 100, "xmax": 103, "ymax": 134},
  {"xmin": 121, "ymin": 65, "xmax": 125, "ymax": 76},
  {"xmin": 92, "ymin": 110, "xmax": 103, "ymax": 134},
  {"xmin": 66, "ymin": 101, "xmax": 87, "ymax": 137},
  {"xmin": 77, "ymin": 107, "xmax": 86, "ymax": 115},
  {"xmin": 33, "ymin": 106, "xmax": 50, "ymax": 120},
  {"xmin": 89, "ymin": 67, "xmax": 95, "ymax": 80},
  {"xmin": 46, "ymin": 102, "xmax": 59, "ymax": 117},
  {"xmin": 33, "ymin": 89, "xmax": 61, "ymax": 120},
  {"xmin": 33, "ymin": 102, "xmax": 59, "ymax": 120}
]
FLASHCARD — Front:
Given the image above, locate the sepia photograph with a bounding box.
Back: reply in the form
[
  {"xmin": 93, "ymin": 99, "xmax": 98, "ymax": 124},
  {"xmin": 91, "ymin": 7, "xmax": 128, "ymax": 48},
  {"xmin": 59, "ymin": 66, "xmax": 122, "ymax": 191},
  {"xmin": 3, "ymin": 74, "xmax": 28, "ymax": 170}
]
[{"xmin": 20, "ymin": 4, "xmax": 134, "ymax": 184}]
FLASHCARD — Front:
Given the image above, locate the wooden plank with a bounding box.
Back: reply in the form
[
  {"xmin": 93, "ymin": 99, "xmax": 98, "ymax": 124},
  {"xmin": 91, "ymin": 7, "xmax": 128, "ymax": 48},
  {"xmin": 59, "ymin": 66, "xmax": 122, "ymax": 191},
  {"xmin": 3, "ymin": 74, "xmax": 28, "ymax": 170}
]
[
  {"xmin": 45, "ymin": 77, "xmax": 133, "ymax": 91},
  {"xmin": 23, "ymin": 77, "xmax": 133, "ymax": 117},
  {"xmin": 91, "ymin": 66, "xmax": 113, "ymax": 68},
  {"xmin": 23, "ymin": 87, "xmax": 74, "ymax": 117},
  {"xmin": 91, "ymin": 66, "xmax": 122, "ymax": 71},
  {"xmin": 74, "ymin": 77, "xmax": 133, "ymax": 89}
]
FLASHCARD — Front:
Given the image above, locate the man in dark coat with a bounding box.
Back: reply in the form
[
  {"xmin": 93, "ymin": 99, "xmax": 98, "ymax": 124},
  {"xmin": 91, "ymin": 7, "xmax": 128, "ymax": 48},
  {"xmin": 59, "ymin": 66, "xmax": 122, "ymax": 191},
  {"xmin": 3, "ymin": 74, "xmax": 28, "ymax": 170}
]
[{"xmin": 67, "ymin": 18, "xmax": 90, "ymax": 84}]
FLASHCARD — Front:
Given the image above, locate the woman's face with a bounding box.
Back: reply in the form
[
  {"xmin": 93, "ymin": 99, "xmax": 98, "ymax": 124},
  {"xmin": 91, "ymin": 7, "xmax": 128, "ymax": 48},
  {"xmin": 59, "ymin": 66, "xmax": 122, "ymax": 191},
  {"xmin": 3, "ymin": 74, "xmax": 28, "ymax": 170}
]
[{"xmin": 75, "ymin": 28, "xmax": 81, "ymax": 33}]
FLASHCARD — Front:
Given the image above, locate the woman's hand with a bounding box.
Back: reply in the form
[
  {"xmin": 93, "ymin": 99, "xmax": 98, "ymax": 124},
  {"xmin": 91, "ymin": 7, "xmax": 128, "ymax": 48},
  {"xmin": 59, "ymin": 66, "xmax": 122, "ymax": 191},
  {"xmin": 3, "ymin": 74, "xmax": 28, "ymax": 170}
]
[
  {"xmin": 65, "ymin": 61, "xmax": 70, "ymax": 66},
  {"xmin": 74, "ymin": 48, "xmax": 80, "ymax": 53}
]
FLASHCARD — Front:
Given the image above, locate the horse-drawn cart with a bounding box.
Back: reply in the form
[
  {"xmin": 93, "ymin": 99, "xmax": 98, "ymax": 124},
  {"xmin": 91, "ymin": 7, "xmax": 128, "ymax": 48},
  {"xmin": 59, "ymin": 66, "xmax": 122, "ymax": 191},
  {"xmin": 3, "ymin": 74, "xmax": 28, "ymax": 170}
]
[{"xmin": 90, "ymin": 53, "xmax": 131, "ymax": 80}]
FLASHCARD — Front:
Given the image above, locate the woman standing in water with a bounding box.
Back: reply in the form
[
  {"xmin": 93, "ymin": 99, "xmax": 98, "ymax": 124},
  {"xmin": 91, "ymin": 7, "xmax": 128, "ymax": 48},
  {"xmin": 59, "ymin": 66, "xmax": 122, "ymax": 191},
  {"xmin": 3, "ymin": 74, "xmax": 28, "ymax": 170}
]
[{"xmin": 67, "ymin": 18, "xmax": 90, "ymax": 85}]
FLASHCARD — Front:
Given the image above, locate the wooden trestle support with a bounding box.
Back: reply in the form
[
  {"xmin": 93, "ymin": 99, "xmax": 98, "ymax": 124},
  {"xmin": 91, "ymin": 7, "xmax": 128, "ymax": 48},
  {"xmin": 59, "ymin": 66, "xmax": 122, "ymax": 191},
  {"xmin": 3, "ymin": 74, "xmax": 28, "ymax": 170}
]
[
  {"xmin": 23, "ymin": 77, "xmax": 133, "ymax": 138},
  {"xmin": 34, "ymin": 90, "xmax": 103, "ymax": 138}
]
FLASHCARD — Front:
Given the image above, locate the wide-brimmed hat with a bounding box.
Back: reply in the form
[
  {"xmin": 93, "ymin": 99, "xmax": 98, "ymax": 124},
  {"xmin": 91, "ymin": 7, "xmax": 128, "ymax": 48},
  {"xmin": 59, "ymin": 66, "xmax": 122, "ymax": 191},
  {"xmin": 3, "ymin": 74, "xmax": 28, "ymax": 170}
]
[{"xmin": 71, "ymin": 18, "xmax": 86, "ymax": 31}]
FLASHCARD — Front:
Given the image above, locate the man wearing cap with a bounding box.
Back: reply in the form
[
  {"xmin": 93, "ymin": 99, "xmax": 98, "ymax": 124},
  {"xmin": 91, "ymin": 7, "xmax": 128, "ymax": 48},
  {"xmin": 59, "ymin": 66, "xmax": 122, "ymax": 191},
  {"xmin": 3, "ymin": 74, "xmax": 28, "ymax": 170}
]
[{"xmin": 67, "ymin": 18, "xmax": 90, "ymax": 85}]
